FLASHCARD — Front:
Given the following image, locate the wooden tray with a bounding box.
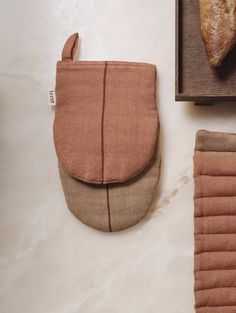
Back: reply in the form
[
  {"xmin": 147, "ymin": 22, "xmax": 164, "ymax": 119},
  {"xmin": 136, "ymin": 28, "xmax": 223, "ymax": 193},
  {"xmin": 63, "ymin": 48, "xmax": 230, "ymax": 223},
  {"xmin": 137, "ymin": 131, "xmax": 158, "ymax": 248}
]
[{"xmin": 176, "ymin": 0, "xmax": 236, "ymax": 102}]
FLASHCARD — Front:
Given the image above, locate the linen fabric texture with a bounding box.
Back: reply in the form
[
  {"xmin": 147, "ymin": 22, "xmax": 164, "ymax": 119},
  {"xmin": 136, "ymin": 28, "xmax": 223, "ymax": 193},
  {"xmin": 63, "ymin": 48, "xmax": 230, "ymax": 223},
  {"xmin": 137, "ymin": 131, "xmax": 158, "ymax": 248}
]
[
  {"xmin": 53, "ymin": 33, "xmax": 161, "ymax": 232},
  {"xmin": 194, "ymin": 129, "xmax": 236, "ymax": 313}
]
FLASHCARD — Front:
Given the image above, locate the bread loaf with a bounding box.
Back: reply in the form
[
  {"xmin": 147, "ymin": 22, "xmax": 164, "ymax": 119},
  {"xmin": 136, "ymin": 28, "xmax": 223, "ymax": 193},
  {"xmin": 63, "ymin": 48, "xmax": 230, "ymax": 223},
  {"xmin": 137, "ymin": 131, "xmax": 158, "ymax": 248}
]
[{"xmin": 199, "ymin": 0, "xmax": 236, "ymax": 66}]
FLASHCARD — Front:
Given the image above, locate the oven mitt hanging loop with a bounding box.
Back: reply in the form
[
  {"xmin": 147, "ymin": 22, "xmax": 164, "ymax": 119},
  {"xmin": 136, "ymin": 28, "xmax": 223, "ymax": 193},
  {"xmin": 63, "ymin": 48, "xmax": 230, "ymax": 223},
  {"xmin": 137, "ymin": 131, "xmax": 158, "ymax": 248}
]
[{"xmin": 61, "ymin": 32, "xmax": 79, "ymax": 61}]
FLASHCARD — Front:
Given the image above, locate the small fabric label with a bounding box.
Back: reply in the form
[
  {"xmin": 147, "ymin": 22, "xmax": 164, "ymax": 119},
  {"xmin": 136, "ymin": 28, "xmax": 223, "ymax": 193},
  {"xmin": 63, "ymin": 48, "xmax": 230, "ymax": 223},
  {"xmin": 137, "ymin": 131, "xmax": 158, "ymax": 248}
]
[{"xmin": 48, "ymin": 90, "xmax": 56, "ymax": 106}]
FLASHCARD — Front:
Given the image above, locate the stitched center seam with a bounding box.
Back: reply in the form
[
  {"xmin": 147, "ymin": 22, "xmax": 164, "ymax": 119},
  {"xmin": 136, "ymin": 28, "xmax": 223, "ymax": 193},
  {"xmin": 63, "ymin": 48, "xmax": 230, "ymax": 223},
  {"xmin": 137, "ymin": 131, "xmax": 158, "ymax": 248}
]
[
  {"xmin": 101, "ymin": 62, "xmax": 112, "ymax": 231},
  {"xmin": 101, "ymin": 61, "xmax": 107, "ymax": 183},
  {"xmin": 106, "ymin": 185, "xmax": 112, "ymax": 232}
]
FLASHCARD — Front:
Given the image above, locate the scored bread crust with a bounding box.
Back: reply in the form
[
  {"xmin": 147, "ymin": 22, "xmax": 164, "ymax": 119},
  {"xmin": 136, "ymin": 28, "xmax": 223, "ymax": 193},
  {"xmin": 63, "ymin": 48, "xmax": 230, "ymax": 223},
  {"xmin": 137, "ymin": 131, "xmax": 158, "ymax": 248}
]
[{"xmin": 199, "ymin": 0, "xmax": 236, "ymax": 66}]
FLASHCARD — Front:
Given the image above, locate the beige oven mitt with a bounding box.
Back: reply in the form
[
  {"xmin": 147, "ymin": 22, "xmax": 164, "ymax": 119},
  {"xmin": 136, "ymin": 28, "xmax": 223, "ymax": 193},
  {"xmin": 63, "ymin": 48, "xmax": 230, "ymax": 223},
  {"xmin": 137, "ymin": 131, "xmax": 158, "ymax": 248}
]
[
  {"xmin": 194, "ymin": 130, "xmax": 236, "ymax": 312},
  {"xmin": 53, "ymin": 33, "xmax": 161, "ymax": 232}
]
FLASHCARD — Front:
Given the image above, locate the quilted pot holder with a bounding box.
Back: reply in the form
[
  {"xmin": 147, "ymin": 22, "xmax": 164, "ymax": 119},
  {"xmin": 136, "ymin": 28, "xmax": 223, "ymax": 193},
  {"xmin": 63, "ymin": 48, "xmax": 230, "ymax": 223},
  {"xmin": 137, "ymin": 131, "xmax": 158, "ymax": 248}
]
[
  {"xmin": 53, "ymin": 33, "xmax": 161, "ymax": 232},
  {"xmin": 194, "ymin": 129, "xmax": 236, "ymax": 312}
]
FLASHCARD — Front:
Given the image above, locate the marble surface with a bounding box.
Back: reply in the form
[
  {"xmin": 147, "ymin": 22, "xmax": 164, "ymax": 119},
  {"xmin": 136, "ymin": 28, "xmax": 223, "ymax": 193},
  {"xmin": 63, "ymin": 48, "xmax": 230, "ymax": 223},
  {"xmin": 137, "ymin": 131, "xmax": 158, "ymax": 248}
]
[{"xmin": 1, "ymin": 1, "xmax": 236, "ymax": 312}]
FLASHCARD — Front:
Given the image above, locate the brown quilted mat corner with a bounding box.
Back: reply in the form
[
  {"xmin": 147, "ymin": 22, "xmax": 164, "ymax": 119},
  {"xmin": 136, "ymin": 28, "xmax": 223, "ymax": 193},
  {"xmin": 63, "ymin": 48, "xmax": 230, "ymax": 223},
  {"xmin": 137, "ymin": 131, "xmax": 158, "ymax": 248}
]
[{"xmin": 194, "ymin": 130, "xmax": 236, "ymax": 313}]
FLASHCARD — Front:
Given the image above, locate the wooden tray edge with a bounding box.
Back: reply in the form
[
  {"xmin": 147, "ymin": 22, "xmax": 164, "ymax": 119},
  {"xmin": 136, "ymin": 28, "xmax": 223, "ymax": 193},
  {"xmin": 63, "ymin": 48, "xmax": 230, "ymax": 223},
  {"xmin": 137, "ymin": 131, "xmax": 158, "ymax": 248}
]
[{"xmin": 175, "ymin": 0, "xmax": 236, "ymax": 102}]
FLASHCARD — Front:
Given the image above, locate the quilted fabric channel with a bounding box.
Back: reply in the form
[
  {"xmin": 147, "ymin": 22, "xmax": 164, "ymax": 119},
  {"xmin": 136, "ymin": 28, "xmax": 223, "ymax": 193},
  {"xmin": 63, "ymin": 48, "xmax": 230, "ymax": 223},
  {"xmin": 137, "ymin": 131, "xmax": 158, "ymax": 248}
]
[{"xmin": 194, "ymin": 130, "xmax": 236, "ymax": 313}]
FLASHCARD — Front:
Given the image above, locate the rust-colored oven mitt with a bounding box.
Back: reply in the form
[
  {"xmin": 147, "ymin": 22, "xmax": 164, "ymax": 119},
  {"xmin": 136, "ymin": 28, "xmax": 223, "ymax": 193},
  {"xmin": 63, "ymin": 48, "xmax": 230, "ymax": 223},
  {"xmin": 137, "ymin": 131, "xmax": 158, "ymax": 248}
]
[
  {"xmin": 194, "ymin": 129, "xmax": 236, "ymax": 312},
  {"xmin": 53, "ymin": 33, "xmax": 161, "ymax": 232}
]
